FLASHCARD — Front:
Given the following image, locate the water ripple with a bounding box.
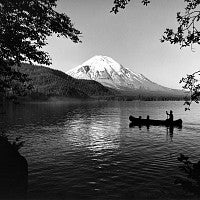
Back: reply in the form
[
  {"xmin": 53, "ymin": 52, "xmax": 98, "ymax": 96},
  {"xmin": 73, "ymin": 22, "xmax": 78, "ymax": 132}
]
[{"xmin": 1, "ymin": 101, "xmax": 200, "ymax": 199}]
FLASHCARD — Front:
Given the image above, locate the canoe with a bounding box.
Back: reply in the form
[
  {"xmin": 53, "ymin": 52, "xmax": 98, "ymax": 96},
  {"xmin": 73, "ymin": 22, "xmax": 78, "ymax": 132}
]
[{"xmin": 129, "ymin": 115, "xmax": 182, "ymax": 127}]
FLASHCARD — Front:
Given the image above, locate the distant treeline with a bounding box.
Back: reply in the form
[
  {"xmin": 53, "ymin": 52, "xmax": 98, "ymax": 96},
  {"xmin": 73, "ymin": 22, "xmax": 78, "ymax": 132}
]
[{"xmin": 97, "ymin": 94, "xmax": 188, "ymax": 101}]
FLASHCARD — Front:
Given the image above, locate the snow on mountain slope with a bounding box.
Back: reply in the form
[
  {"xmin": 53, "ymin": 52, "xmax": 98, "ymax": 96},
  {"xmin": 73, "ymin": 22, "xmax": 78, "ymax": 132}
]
[{"xmin": 67, "ymin": 55, "xmax": 173, "ymax": 92}]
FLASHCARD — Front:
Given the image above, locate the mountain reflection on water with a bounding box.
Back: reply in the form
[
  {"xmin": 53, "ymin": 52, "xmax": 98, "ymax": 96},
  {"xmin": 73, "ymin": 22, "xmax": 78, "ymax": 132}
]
[{"xmin": 1, "ymin": 101, "xmax": 200, "ymax": 200}]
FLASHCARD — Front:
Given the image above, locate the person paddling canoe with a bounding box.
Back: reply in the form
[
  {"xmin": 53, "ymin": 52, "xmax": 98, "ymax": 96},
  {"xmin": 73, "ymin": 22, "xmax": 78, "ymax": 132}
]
[{"xmin": 166, "ymin": 110, "xmax": 173, "ymax": 123}]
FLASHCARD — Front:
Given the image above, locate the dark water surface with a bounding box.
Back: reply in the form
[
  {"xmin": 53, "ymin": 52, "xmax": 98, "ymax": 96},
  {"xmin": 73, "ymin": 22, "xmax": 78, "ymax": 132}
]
[{"xmin": 1, "ymin": 101, "xmax": 200, "ymax": 199}]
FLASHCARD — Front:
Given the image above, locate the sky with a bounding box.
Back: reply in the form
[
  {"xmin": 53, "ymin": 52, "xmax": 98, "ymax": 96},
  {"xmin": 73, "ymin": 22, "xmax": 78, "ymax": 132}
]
[{"xmin": 44, "ymin": 0, "xmax": 200, "ymax": 89}]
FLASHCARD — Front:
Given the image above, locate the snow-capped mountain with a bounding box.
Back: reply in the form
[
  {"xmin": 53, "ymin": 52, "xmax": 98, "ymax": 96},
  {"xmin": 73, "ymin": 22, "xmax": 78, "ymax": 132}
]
[{"xmin": 67, "ymin": 55, "xmax": 172, "ymax": 92}]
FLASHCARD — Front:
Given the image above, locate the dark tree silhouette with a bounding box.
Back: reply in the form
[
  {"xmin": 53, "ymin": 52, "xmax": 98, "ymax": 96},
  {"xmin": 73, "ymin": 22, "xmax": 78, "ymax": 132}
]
[
  {"xmin": 180, "ymin": 70, "xmax": 200, "ymax": 110},
  {"xmin": 0, "ymin": 0, "xmax": 81, "ymax": 99},
  {"xmin": 111, "ymin": 0, "xmax": 200, "ymax": 106},
  {"xmin": 111, "ymin": 0, "xmax": 150, "ymax": 13}
]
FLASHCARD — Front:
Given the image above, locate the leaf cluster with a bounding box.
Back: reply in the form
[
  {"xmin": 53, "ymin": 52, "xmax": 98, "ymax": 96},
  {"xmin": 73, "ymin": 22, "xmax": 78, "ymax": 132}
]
[
  {"xmin": 0, "ymin": 0, "xmax": 81, "ymax": 66},
  {"xmin": 161, "ymin": 0, "xmax": 200, "ymax": 49},
  {"xmin": 111, "ymin": 0, "xmax": 150, "ymax": 14},
  {"xmin": 180, "ymin": 70, "xmax": 200, "ymax": 110},
  {"xmin": 0, "ymin": 0, "xmax": 81, "ymax": 99}
]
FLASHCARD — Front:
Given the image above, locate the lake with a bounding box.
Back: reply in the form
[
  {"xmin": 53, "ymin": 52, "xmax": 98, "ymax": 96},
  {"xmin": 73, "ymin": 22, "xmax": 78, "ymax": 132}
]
[{"xmin": 1, "ymin": 101, "xmax": 200, "ymax": 199}]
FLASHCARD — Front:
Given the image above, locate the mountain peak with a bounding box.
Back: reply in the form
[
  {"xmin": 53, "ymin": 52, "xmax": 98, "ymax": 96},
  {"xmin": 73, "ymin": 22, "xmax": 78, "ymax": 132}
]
[
  {"xmin": 67, "ymin": 55, "xmax": 172, "ymax": 92},
  {"xmin": 78, "ymin": 55, "xmax": 123, "ymax": 74}
]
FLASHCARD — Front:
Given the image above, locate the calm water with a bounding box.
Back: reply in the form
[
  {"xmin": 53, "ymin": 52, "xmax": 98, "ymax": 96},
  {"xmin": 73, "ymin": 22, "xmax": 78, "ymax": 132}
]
[{"xmin": 1, "ymin": 101, "xmax": 200, "ymax": 200}]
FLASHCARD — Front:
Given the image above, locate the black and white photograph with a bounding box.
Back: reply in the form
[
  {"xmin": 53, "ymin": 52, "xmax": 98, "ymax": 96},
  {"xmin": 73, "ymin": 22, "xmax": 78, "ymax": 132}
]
[{"xmin": 1, "ymin": 0, "xmax": 200, "ymax": 199}]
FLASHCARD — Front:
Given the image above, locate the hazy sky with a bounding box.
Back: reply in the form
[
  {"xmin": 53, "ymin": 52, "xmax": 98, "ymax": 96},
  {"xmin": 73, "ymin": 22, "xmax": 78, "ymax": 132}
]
[{"xmin": 44, "ymin": 0, "xmax": 200, "ymax": 89}]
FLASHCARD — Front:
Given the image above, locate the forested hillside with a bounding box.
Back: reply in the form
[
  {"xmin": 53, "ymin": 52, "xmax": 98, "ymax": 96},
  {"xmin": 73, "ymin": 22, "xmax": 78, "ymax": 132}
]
[{"xmin": 15, "ymin": 64, "xmax": 116, "ymax": 100}]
